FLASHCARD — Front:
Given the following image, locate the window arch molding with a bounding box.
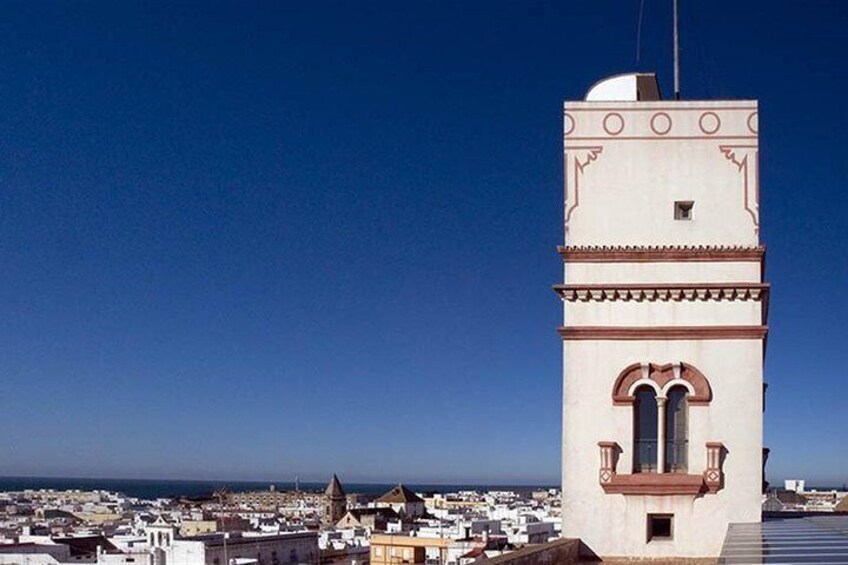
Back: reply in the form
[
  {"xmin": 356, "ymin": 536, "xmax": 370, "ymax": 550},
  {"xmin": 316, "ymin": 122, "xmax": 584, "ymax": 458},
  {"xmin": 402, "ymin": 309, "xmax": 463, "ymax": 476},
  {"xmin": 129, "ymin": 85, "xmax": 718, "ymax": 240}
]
[
  {"xmin": 613, "ymin": 362, "xmax": 711, "ymax": 405},
  {"xmin": 626, "ymin": 378, "xmax": 662, "ymax": 396},
  {"xmin": 659, "ymin": 378, "xmax": 696, "ymax": 398}
]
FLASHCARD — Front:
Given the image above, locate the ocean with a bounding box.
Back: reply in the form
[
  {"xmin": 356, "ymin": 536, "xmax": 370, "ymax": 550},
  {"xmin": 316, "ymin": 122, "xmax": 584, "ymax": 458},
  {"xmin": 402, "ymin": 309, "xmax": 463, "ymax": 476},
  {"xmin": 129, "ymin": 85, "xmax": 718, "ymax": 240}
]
[{"xmin": 0, "ymin": 477, "xmax": 556, "ymax": 500}]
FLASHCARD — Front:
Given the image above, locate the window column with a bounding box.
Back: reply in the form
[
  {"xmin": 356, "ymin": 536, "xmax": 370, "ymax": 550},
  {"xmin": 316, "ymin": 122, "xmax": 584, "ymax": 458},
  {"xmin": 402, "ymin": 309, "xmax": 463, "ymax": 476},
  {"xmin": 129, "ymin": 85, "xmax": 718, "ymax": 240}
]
[{"xmin": 656, "ymin": 397, "xmax": 667, "ymax": 473}]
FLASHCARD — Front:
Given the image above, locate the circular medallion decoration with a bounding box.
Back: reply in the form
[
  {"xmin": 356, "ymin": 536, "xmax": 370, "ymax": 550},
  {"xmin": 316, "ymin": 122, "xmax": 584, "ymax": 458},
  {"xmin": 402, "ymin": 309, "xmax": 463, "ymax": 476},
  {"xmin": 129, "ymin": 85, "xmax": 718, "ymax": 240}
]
[
  {"xmin": 698, "ymin": 111, "xmax": 721, "ymax": 135},
  {"xmin": 564, "ymin": 112, "xmax": 575, "ymax": 136},
  {"xmin": 650, "ymin": 112, "xmax": 672, "ymax": 135},
  {"xmin": 747, "ymin": 111, "xmax": 758, "ymax": 134},
  {"xmin": 602, "ymin": 112, "xmax": 625, "ymax": 136}
]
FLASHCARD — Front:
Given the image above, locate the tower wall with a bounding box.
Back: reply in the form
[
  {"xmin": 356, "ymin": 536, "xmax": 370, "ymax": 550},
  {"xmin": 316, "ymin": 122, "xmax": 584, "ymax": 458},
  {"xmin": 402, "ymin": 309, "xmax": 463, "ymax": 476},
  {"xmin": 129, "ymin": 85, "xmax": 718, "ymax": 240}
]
[{"xmin": 560, "ymin": 92, "xmax": 765, "ymax": 558}]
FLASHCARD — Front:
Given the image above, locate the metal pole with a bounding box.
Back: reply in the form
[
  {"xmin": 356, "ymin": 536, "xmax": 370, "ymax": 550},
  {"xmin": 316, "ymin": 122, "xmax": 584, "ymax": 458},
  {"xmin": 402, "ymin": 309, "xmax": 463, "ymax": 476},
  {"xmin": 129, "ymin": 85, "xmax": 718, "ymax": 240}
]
[{"xmin": 673, "ymin": 0, "xmax": 680, "ymax": 100}]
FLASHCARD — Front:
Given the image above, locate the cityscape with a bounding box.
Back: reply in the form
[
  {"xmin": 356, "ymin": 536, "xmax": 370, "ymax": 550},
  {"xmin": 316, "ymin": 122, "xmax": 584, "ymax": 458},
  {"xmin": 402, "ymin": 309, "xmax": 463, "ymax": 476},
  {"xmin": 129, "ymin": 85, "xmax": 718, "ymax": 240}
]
[
  {"xmin": 1, "ymin": 476, "xmax": 846, "ymax": 564},
  {"xmin": 1, "ymin": 1, "xmax": 846, "ymax": 564}
]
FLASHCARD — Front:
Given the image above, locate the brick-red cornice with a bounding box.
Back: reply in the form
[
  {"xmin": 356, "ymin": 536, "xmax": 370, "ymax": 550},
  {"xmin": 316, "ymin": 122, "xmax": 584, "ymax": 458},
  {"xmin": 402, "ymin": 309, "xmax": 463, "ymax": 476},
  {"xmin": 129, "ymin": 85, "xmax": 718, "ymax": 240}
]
[
  {"xmin": 600, "ymin": 473, "xmax": 708, "ymax": 496},
  {"xmin": 558, "ymin": 245, "xmax": 765, "ymax": 263},
  {"xmin": 558, "ymin": 326, "xmax": 768, "ymax": 340}
]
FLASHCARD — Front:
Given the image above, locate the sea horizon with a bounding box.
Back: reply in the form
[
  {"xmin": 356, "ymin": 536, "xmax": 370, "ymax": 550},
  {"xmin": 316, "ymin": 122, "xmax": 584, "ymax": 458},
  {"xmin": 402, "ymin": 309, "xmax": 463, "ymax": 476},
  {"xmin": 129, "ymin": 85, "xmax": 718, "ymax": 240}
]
[{"xmin": 0, "ymin": 475, "xmax": 559, "ymax": 500}]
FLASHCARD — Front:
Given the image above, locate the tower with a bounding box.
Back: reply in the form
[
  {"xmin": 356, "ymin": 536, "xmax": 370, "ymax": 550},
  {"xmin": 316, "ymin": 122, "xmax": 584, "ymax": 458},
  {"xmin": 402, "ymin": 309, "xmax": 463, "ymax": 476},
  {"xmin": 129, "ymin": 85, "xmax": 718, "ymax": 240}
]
[
  {"xmin": 146, "ymin": 516, "xmax": 176, "ymax": 565},
  {"xmin": 323, "ymin": 474, "xmax": 347, "ymax": 527},
  {"xmin": 559, "ymin": 74, "xmax": 766, "ymax": 558}
]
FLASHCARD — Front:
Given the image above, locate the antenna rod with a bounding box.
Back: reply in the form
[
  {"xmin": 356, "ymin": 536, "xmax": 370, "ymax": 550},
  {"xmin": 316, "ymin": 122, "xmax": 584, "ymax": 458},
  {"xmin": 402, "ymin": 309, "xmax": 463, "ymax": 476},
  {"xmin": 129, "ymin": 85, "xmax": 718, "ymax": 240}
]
[{"xmin": 673, "ymin": 0, "xmax": 680, "ymax": 100}]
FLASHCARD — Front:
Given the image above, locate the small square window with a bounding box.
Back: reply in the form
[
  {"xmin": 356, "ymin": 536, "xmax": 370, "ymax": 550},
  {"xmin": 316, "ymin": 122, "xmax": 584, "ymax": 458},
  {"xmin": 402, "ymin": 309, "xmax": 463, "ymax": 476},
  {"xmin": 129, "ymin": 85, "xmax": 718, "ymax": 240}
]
[
  {"xmin": 647, "ymin": 514, "xmax": 673, "ymax": 541},
  {"xmin": 674, "ymin": 201, "xmax": 694, "ymax": 220}
]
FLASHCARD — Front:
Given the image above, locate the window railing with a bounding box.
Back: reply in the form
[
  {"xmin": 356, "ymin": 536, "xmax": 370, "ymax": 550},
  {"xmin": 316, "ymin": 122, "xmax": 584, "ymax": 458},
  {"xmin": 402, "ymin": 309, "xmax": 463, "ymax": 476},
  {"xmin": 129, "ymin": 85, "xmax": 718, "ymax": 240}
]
[
  {"xmin": 665, "ymin": 439, "xmax": 688, "ymax": 473},
  {"xmin": 633, "ymin": 439, "xmax": 658, "ymax": 473},
  {"xmin": 633, "ymin": 440, "xmax": 688, "ymax": 472}
]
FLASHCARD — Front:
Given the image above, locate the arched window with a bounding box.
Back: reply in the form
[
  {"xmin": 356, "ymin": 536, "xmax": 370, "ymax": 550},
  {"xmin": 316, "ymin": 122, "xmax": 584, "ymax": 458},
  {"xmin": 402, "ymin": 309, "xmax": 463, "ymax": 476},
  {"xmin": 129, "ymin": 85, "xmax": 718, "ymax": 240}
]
[
  {"xmin": 665, "ymin": 386, "xmax": 689, "ymax": 473},
  {"xmin": 611, "ymin": 362, "xmax": 711, "ymax": 477},
  {"xmin": 633, "ymin": 385, "xmax": 658, "ymax": 473}
]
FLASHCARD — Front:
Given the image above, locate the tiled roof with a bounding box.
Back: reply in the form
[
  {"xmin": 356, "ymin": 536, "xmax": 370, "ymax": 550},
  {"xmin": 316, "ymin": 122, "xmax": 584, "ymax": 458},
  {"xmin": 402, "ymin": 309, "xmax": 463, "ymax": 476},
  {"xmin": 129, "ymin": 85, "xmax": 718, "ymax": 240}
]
[
  {"xmin": 348, "ymin": 508, "xmax": 398, "ymax": 519},
  {"xmin": 376, "ymin": 484, "xmax": 424, "ymax": 504},
  {"xmin": 325, "ymin": 474, "xmax": 345, "ymax": 498}
]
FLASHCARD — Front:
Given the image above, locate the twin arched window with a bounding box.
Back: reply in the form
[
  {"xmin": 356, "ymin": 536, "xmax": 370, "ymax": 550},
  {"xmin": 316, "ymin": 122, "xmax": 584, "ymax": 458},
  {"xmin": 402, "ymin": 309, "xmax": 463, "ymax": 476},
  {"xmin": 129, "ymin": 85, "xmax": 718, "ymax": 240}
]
[
  {"xmin": 613, "ymin": 362, "xmax": 711, "ymax": 475},
  {"xmin": 633, "ymin": 384, "xmax": 689, "ymax": 473}
]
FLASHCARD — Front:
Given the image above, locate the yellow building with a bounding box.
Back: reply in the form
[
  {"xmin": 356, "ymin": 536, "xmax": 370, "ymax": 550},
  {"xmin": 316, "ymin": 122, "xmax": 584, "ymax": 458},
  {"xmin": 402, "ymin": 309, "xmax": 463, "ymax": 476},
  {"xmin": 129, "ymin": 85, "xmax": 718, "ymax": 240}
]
[
  {"xmin": 369, "ymin": 534, "xmax": 450, "ymax": 565},
  {"xmin": 179, "ymin": 520, "xmax": 218, "ymax": 537}
]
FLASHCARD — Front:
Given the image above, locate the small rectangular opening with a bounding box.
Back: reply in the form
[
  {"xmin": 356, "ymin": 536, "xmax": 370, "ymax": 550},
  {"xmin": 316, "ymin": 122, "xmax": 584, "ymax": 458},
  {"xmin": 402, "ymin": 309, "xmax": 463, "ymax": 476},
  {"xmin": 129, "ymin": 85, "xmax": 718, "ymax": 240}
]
[
  {"xmin": 674, "ymin": 201, "xmax": 694, "ymax": 220},
  {"xmin": 647, "ymin": 513, "xmax": 673, "ymax": 542}
]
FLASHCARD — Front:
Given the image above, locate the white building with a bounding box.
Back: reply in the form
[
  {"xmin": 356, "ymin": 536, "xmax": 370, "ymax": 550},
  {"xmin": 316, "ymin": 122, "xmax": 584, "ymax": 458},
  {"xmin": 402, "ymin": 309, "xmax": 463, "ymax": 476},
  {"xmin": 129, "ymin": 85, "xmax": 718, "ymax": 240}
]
[
  {"xmin": 785, "ymin": 479, "xmax": 806, "ymax": 493},
  {"xmin": 145, "ymin": 520, "xmax": 318, "ymax": 565},
  {"xmin": 559, "ymin": 73, "xmax": 767, "ymax": 558}
]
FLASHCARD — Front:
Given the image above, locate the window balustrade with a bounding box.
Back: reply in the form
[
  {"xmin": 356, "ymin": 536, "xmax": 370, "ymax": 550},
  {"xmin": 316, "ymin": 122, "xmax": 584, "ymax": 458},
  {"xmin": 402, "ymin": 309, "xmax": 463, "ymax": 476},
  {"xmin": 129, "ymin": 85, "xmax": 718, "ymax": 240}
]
[{"xmin": 598, "ymin": 440, "xmax": 725, "ymax": 495}]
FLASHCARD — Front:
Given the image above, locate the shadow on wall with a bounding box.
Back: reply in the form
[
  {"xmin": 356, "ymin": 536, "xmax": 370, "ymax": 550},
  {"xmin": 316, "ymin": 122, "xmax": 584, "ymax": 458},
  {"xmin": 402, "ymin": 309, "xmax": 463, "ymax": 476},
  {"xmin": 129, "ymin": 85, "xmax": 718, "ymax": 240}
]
[
  {"xmin": 479, "ymin": 538, "xmax": 720, "ymax": 564},
  {"xmin": 475, "ymin": 538, "xmax": 581, "ymax": 565}
]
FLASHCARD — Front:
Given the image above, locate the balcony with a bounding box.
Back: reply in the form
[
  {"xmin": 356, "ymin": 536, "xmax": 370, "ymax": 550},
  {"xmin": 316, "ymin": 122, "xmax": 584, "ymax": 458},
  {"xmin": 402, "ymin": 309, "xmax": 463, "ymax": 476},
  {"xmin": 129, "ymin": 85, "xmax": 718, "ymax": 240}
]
[{"xmin": 598, "ymin": 441, "xmax": 725, "ymax": 496}]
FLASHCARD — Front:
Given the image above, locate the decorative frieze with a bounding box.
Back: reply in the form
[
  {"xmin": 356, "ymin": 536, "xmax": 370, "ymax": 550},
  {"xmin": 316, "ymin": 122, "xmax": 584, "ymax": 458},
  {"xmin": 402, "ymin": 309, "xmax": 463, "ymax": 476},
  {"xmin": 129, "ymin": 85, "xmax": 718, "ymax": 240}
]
[
  {"xmin": 564, "ymin": 104, "xmax": 758, "ymax": 142},
  {"xmin": 558, "ymin": 245, "xmax": 765, "ymax": 263},
  {"xmin": 554, "ymin": 283, "xmax": 769, "ymax": 302}
]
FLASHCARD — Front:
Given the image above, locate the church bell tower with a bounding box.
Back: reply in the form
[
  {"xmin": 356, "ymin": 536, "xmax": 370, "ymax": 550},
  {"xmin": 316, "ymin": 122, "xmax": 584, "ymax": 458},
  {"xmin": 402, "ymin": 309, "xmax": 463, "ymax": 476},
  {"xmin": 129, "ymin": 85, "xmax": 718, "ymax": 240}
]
[{"xmin": 323, "ymin": 474, "xmax": 347, "ymax": 527}]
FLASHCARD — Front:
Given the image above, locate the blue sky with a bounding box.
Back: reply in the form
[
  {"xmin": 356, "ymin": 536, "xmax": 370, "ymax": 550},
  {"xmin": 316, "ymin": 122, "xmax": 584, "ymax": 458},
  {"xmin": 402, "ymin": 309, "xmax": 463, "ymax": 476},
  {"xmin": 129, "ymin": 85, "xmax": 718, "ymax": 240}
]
[{"xmin": 0, "ymin": 1, "xmax": 845, "ymax": 486}]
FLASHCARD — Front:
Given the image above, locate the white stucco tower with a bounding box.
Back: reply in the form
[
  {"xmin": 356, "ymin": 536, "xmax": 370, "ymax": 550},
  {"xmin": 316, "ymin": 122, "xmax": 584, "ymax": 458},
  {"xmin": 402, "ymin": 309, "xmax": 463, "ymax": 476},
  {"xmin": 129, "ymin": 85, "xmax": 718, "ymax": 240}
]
[{"xmin": 559, "ymin": 74, "xmax": 767, "ymax": 559}]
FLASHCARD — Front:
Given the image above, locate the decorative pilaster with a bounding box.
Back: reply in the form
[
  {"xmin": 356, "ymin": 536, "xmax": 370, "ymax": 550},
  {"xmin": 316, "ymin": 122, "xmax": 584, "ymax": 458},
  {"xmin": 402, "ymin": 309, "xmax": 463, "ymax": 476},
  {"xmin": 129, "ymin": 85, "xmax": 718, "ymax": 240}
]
[
  {"xmin": 598, "ymin": 441, "xmax": 620, "ymax": 486},
  {"xmin": 704, "ymin": 442, "xmax": 725, "ymax": 493}
]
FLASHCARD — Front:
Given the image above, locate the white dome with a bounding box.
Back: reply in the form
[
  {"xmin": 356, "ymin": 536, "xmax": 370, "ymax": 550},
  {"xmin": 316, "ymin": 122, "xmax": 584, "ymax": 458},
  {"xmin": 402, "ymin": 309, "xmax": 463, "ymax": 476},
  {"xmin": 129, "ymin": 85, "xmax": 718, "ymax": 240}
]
[{"xmin": 585, "ymin": 73, "xmax": 661, "ymax": 101}]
